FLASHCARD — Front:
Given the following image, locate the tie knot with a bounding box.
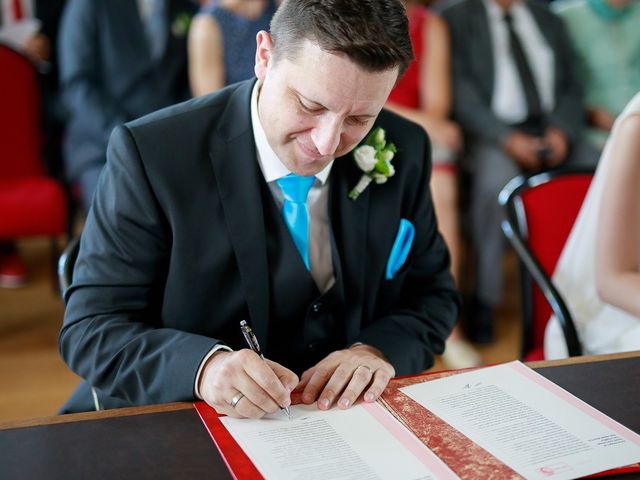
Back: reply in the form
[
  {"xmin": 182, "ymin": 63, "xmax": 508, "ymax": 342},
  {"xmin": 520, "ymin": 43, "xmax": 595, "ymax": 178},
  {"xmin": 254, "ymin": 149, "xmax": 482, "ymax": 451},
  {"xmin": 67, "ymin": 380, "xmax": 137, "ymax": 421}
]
[{"xmin": 276, "ymin": 174, "xmax": 315, "ymax": 204}]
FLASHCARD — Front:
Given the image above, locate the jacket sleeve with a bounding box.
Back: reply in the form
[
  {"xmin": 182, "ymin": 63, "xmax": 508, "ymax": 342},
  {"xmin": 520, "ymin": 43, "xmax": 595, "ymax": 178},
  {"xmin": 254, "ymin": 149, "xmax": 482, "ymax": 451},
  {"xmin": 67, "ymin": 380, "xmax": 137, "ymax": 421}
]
[{"xmin": 59, "ymin": 125, "xmax": 219, "ymax": 405}]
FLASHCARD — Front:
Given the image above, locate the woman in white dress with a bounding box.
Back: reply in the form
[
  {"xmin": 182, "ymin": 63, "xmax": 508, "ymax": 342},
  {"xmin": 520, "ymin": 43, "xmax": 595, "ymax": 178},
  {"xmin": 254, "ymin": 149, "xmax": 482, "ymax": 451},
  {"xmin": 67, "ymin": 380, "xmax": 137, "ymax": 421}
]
[{"xmin": 544, "ymin": 92, "xmax": 640, "ymax": 359}]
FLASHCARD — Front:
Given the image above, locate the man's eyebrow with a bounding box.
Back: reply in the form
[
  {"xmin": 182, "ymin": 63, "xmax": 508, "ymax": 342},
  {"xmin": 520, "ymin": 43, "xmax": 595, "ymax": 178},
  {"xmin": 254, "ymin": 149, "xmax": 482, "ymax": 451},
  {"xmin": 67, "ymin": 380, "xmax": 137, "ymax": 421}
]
[
  {"xmin": 295, "ymin": 90, "xmax": 324, "ymax": 108},
  {"xmin": 293, "ymin": 88, "xmax": 377, "ymax": 119}
]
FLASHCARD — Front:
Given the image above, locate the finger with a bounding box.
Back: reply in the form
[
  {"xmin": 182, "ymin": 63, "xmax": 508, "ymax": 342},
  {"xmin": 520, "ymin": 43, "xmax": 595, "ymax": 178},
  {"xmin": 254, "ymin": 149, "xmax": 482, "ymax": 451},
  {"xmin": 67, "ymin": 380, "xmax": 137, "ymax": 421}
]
[
  {"xmin": 267, "ymin": 360, "xmax": 299, "ymax": 394},
  {"xmin": 218, "ymin": 390, "xmax": 249, "ymax": 419},
  {"xmin": 302, "ymin": 362, "xmax": 337, "ymax": 406},
  {"xmin": 233, "ymin": 395, "xmax": 271, "ymax": 419},
  {"xmin": 363, "ymin": 368, "xmax": 393, "ymax": 403},
  {"xmin": 317, "ymin": 363, "xmax": 359, "ymax": 410},
  {"xmin": 236, "ymin": 354, "xmax": 287, "ymax": 414},
  {"xmin": 336, "ymin": 365, "xmax": 374, "ymax": 409},
  {"xmin": 295, "ymin": 367, "xmax": 315, "ymax": 393}
]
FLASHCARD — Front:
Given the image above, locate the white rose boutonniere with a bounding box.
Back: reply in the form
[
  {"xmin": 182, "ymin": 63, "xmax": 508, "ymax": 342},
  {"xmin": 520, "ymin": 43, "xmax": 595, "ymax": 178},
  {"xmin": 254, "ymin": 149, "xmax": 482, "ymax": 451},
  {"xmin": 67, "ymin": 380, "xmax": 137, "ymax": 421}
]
[{"xmin": 348, "ymin": 127, "xmax": 397, "ymax": 200}]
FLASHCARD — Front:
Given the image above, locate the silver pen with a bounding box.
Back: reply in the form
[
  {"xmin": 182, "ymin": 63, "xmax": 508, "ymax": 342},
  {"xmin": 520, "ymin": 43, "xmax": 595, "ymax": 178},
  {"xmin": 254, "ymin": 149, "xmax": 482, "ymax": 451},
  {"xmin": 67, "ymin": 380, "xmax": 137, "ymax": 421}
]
[{"xmin": 240, "ymin": 320, "xmax": 291, "ymax": 419}]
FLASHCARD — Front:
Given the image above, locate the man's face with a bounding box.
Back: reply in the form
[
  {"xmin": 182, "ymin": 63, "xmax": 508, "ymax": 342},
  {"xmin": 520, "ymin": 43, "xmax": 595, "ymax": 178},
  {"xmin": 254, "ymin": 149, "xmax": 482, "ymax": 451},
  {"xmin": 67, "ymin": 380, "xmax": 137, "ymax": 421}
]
[{"xmin": 254, "ymin": 32, "xmax": 399, "ymax": 176}]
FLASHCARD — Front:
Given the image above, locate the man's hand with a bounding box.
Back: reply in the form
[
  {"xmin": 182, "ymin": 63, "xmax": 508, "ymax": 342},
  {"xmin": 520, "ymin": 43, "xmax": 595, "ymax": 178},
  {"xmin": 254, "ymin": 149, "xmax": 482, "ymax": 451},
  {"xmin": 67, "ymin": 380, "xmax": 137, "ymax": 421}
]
[
  {"xmin": 543, "ymin": 127, "xmax": 569, "ymax": 167},
  {"xmin": 588, "ymin": 107, "xmax": 616, "ymax": 132},
  {"xmin": 24, "ymin": 33, "xmax": 50, "ymax": 64},
  {"xmin": 503, "ymin": 131, "xmax": 544, "ymax": 171},
  {"xmin": 297, "ymin": 344, "xmax": 395, "ymax": 410},
  {"xmin": 199, "ymin": 349, "xmax": 298, "ymax": 419}
]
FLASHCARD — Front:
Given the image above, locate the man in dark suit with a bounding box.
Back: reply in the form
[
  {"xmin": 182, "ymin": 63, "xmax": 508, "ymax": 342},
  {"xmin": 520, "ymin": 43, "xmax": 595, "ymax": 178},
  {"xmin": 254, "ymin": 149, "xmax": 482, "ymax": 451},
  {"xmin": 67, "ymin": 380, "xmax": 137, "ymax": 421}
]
[
  {"xmin": 441, "ymin": 0, "xmax": 598, "ymax": 342},
  {"xmin": 60, "ymin": 0, "xmax": 459, "ymax": 417},
  {"xmin": 58, "ymin": 0, "xmax": 196, "ymax": 211}
]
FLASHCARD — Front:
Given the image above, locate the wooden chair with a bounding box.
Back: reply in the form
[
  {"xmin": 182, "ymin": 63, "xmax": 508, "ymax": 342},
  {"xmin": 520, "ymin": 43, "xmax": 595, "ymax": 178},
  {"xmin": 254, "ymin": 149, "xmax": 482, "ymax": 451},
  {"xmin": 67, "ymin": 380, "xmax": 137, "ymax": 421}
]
[{"xmin": 499, "ymin": 168, "xmax": 594, "ymax": 360}]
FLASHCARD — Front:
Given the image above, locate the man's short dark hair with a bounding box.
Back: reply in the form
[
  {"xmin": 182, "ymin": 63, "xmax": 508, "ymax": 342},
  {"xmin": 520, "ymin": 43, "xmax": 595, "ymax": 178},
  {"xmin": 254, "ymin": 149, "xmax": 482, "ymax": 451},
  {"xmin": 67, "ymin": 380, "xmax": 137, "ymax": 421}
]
[{"xmin": 270, "ymin": 0, "xmax": 414, "ymax": 76}]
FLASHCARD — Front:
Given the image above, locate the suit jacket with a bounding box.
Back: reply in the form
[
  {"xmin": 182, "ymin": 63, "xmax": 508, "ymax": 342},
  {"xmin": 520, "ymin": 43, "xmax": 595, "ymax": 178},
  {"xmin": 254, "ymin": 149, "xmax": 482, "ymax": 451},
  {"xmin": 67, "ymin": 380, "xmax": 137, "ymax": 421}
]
[
  {"xmin": 441, "ymin": 0, "xmax": 585, "ymax": 145},
  {"xmin": 58, "ymin": 0, "xmax": 195, "ymax": 180},
  {"xmin": 60, "ymin": 80, "xmax": 459, "ymax": 412}
]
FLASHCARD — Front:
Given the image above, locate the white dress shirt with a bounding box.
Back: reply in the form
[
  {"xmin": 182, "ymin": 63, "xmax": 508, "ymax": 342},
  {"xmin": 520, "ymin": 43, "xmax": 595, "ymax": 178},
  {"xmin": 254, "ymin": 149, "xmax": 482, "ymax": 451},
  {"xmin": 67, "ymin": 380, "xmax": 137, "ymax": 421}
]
[
  {"xmin": 1, "ymin": 0, "xmax": 33, "ymax": 25},
  {"xmin": 484, "ymin": 0, "xmax": 555, "ymax": 124},
  {"xmin": 250, "ymin": 81, "xmax": 336, "ymax": 294}
]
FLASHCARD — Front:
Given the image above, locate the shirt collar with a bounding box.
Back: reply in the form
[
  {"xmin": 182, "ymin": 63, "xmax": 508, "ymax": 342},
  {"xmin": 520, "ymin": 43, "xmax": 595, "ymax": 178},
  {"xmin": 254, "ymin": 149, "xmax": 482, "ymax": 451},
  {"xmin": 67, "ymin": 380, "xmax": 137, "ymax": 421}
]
[{"xmin": 250, "ymin": 82, "xmax": 333, "ymax": 185}]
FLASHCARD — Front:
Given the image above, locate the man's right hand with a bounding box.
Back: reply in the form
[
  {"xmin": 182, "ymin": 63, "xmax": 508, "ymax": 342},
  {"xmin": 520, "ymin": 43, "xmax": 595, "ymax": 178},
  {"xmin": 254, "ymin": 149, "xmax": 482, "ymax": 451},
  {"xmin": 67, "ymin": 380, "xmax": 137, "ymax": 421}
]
[
  {"xmin": 198, "ymin": 349, "xmax": 298, "ymax": 419},
  {"xmin": 503, "ymin": 131, "xmax": 544, "ymax": 171}
]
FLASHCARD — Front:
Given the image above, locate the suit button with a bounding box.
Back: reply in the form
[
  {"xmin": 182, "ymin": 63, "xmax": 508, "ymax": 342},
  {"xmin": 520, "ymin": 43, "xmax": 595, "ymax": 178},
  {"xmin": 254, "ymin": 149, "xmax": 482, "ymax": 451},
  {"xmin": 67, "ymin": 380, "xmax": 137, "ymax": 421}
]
[
  {"xmin": 312, "ymin": 302, "xmax": 322, "ymax": 313},
  {"xmin": 308, "ymin": 342, "xmax": 317, "ymax": 350}
]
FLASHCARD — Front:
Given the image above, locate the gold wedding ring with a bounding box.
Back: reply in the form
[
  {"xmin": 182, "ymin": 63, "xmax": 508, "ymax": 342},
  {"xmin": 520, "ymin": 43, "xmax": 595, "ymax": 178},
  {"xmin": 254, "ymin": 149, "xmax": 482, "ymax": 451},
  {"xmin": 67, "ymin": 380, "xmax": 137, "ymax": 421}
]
[
  {"xmin": 355, "ymin": 364, "xmax": 372, "ymax": 373},
  {"xmin": 230, "ymin": 392, "xmax": 245, "ymax": 408}
]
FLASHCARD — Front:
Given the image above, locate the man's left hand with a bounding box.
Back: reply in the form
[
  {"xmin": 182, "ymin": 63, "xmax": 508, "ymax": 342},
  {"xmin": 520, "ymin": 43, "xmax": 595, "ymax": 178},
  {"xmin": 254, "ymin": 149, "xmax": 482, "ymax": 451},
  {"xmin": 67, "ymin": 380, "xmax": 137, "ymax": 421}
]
[
  {"xmin": 543, "ymin": 127, "xmax": 569, "ymax": 167},
  {"xmin": 297, "ymin": 344, "xmax": 395, "ymax": 410}
]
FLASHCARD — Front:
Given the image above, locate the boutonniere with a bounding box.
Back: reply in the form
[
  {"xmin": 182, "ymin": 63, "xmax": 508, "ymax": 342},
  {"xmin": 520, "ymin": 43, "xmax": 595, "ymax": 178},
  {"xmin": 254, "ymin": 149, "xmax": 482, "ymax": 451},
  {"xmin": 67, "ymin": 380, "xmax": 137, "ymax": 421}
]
[
  {"xmin": 171, "ymin": 12, "xmax": 192, "ymax": 38},
  {"xmin": 348, "ymin": 127, "xmax": 397, "ymax": 200}
]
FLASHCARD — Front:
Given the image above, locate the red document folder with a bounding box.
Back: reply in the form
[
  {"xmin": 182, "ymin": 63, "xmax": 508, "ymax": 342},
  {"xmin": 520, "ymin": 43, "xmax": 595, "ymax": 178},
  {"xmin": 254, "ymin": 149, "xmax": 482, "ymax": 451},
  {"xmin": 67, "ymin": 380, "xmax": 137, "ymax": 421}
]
[
  {"xmin": 195, "ymin": 369, "xmax": 640, "ymax": 480},
  {"xmin": 195, "ymin": 401, "xmax": 263, "ymax": 480}
]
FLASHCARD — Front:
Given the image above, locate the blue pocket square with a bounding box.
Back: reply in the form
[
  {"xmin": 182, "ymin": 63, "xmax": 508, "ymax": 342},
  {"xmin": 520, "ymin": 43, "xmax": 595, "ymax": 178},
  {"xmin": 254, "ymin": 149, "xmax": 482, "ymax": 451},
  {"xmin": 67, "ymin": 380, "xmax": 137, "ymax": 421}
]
[{"xmin": 385, "ymin": 219, "xmax": 415, "ymax": 280}]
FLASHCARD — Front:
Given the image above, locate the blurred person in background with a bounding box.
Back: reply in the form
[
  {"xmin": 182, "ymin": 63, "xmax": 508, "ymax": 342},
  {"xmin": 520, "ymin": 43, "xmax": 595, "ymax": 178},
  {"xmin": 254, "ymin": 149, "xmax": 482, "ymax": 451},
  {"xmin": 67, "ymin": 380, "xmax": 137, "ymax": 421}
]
[
  {"xmin": 188, "ymin": 0, "xmax": 280, "ymax": 96},
  {"xmin": 553, "ymin": 0, "xmax": 640, "ymax": 150},
  {"xmin": 545, "ymin": 92, "xmax": 640, "ymax": 358},
  {"xmin": 58, "ymin": 0, "xmax": 196, "ymax": 213},
  {"xmin": 442, "ymin": 0, "xmax": 598, "ymax": 343},
  {"xmin": 386, "ymin": 0, "xmax": 479, "ymax": 368}
]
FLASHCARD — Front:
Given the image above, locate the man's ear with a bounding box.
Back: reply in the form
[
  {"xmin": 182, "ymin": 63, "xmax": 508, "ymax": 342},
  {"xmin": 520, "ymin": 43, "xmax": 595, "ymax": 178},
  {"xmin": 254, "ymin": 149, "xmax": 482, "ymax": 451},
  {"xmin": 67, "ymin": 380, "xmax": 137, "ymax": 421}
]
[{"xmin": 254, "ymin": 30, "xmax": 273, "ymax": 81}]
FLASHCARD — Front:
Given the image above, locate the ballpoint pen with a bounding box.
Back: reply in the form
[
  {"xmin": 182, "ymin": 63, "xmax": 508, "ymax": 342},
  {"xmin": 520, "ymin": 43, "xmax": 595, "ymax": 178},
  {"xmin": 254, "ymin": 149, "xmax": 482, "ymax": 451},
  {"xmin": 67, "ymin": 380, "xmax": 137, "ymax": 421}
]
[{"xmin": 240, "ymin": 320, "xmax": 291, "ymax": 419}]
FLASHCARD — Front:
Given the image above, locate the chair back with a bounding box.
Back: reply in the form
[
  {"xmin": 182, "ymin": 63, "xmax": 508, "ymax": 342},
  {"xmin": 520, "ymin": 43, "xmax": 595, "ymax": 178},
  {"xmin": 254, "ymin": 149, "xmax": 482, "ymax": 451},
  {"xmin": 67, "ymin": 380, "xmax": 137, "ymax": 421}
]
[
  {"xmin": 499, "ymin": 169, "xmax": 594, "ymax": 359},
  {"xmin": 0, "ymin": 43, "xmax": 44, "ymax": 178}
]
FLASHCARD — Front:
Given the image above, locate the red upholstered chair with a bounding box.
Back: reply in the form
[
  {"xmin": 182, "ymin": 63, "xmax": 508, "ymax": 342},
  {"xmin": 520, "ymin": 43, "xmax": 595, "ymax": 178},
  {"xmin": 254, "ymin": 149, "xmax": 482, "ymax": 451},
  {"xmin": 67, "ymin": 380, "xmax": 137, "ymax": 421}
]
[
  {"xmin": 498, "ymin": 169, "xmax": 594, "ymax": 361},
  {"xmin": 0, "ymin": 43, "xmax": 68, "ymax": 280}
]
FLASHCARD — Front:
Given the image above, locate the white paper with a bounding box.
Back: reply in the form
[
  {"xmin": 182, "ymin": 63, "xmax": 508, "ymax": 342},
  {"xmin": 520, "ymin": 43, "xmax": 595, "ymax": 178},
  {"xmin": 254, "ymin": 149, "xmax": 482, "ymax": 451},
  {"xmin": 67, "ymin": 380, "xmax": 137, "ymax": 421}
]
[
  {"xmin": 401, "ymin": 361, "xmax": 640, "ymax": 480},
  {"xmin": 220, "ymin": 402, "xmax": 460, "ymax": 480}
]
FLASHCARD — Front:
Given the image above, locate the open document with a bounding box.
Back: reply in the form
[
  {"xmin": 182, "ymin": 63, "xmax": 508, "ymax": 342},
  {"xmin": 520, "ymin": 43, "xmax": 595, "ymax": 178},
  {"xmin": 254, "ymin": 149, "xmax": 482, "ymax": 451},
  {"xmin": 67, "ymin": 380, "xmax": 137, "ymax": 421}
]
[
  {"xmin": 196, "ymin": 360, "xmax": 640, "ymax": 480},
  {"xmin": 401, "ymin": 361, "xmax": 640, "ymax": 480},
  {"xmin": 219, "ymin": 402, "xmax": 459, "ymax": 480}
]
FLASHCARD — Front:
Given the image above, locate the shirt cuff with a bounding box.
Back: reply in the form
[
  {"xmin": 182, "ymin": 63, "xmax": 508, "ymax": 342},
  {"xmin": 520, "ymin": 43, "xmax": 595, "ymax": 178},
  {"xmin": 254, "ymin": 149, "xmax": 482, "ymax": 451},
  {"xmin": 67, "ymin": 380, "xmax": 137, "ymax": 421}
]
[{"xmin": 194, "ymin": 344, "xmax": 233, "ymax": 400}]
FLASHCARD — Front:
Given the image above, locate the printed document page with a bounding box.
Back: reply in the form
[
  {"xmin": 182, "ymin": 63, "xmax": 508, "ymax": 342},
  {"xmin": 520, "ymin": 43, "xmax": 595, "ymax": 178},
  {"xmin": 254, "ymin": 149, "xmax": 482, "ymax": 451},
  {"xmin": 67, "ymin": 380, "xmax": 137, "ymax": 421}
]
[
  {"xmin": 220, "ymin": 401, "xmax": 460, "ymax": 480},
  {"xmin": 401, "ymin": 361, "xmax": 640, "ymax": 480}
]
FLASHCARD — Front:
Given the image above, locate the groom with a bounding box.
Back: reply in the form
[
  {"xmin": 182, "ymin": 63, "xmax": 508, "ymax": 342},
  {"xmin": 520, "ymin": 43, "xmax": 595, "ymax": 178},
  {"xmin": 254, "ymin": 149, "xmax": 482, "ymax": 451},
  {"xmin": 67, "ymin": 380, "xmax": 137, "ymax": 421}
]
[{"xmin": 60, "ymin": 0, "xmax": 459, "ymax": 417}]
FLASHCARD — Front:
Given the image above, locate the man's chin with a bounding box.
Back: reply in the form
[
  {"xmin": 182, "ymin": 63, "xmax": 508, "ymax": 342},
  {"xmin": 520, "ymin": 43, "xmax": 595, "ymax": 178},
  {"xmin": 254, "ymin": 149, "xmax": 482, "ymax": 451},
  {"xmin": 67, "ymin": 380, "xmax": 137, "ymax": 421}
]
[{"xmin": 288, "ymin": 158, "xmax": 333, "ymax": 177}]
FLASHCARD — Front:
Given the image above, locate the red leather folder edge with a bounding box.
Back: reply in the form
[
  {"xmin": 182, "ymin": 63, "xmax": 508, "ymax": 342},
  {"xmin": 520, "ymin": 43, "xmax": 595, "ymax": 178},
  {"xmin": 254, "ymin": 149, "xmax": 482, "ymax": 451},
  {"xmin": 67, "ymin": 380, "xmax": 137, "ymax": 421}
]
[{"xmin": 194, "ymin": 401, "xmax": 263, "ymax": 480}]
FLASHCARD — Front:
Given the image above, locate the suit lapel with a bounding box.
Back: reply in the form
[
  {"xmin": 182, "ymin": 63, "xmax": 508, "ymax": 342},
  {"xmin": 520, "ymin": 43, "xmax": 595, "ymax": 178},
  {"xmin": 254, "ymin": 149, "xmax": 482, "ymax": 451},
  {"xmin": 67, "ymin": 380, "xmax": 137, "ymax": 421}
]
[
  {"xmin": 329, "ymin": 153, "xmax": 371, "ymax": 344},
  {"xmin": 471, "ymin": 0, "xmax": 495, "ymax": 96},
  {"xmin": 209, "ymin": 82, "xmax": 271, "ymax": 348}
]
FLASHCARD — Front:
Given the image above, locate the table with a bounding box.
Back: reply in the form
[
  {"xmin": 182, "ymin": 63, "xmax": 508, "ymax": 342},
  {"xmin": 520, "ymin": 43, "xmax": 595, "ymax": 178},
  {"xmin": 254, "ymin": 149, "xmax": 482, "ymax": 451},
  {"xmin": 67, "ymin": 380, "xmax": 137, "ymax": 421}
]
[{"xmin": 1, "ymin": 352, "xmax": 639, "ymax": 480}]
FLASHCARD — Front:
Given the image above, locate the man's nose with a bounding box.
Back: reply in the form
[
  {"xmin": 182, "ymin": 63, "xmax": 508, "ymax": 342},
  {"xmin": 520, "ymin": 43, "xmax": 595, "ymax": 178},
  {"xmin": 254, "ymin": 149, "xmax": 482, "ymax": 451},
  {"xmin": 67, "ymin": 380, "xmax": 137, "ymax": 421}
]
[{"xmin": 311, "ymin": 116, "xmax": 342, "ymax": 156}]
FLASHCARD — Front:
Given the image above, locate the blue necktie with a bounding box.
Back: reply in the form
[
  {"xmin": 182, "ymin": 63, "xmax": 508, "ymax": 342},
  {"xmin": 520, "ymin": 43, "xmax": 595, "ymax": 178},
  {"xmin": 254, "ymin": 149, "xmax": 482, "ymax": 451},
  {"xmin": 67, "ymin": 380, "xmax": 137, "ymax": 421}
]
[{"xmin": 276, "ymin": 174, "xmax": 315, "ymax": 270}]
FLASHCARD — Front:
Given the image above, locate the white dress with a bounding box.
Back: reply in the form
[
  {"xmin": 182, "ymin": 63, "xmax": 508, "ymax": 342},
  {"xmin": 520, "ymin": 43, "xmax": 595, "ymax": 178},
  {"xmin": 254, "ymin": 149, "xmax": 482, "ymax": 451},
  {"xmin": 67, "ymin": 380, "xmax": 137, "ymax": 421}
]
[{"xmin": 544, "ymin": 92, "xmax": 640, "ymax": 359}]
